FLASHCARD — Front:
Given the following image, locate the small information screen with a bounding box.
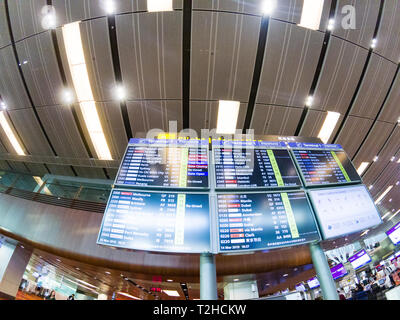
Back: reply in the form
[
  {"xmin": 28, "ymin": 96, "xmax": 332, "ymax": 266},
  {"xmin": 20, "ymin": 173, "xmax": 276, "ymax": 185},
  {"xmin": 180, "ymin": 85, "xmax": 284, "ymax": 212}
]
[
  {"xmin": 289, "ymin": 143, "xmax": 361, "ymax": 186},
  {"xmin": 308, "ymin": 185, "xmax": 382, "ymax": 240},
  {"xmin": 331, "ymin": 263, "xmax": 347, "ymax": 280},
  {"xmin": 115, "ymin": 138, "xmax": 209, "ymax": 189},
  {"xmin": 216, "ymin": 190, "xmax": 320, "ymax": 252},
  {"xmin": 349, "ymin": 250, "xmax": 372, "ymax": 270},
  {"xmin": 386, "ymin": 222, "xmax": 400, "ymax": 246},
  {"xmin": 97, "ymin": 189, "xmax": 211, "ymax": 253},
  {"xmin": 213, "ymin": 140, "xmax": 301, "ymax": 189}
]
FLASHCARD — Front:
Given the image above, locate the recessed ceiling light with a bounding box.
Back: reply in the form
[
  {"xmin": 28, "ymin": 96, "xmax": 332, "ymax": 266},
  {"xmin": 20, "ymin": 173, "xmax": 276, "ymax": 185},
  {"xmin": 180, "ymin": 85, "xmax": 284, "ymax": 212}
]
[
  {"xmin": 327, "ymin": 18, "xmax": 335, "ymax": 31},
  {"xmin": 369, "ymin": 185, "xmax": 373, "ymax": 190},
  {"xmin": 389, "ymin": 198, "xmax": 392, "ymax": 202},
  {"xmin": 75, "ymin": 267, "xmax": 80, "ymax": 270},
  {"xmin": 390, "ymin": 156, "xmax": 395, "ymax": 162},
  {"xmin": 105, "ymin": 271, "xmax": 111, "ymax": 275},
  {"xmin": 283, "ymin": 274, "xmax": 288, "ymax": 277},
  {"xmin": 163, "ymin": 290, "xmax": 180, "ymax": 297},
  {"xmin": 298, "ymin": 0, "xmax": 324, "ymax": 30},
  {"xmin": 56, "ymin": 259, "xmax": 61, "ymax": 262},
  {"xmin": 103, "ymin": 0, "xmax": 115, "ymax": 14},
  {"xmin": 0, "ymin": 112, "xmax": 25, "ymax": 155},
  {"xmin": 357, "ymin": 162, "xmax": 369, "ymax": 175},
  {"xmin": 396, "ymin": 181, "xmax": 399, "ymax": 186},
  {"xmin": 147, "ymin": 0, "xmax": 173, "ymax": 12},
  {"xmin": 388, "ymin": 209, "xmax": 400, "ymax": 221},
  {"xmin": 0, "ymin": 101, "xmax": 6, "ymax": 110},
  {"xmin": 166, "ymin": 279, "xmax": 173, "ymax": 282},
  {"xmin": 374, "ymin": 185, "xmax": 393, "ymax": 204},
  {"xmin": 216, "ymin": 100, "xmax": 240, "ymax": 134},
  {"xmin": 318, "ymin": 111, "xmax": 340, "ymax": 143},
  {"xmin": 41, "ymin": 7, "xmax": 56, "ymax": 30},
  {"xmin": 233, "ymin": 279, "xmax": 239, "ymax": 282},
  {"xmin": 62, "ymin": 22, "xmax": 112, "ymax": 160},
  {"xmin": 371, "ymin": 38, "xmax": 377, "ymax": 48},
  {"xmin": 373, "ymin": 156, "xmax": 379, "ymax": 162},
  {"xmin": 261, "ymin": 0, "xmax": 276, "ymax": 15},
  {"xmin": 62, "ymin": 89, "xmax": 74, "ymax": 104},
  {"xmin": 381, "ymin": 212, "xmax": 391, "ymax": 219},
  {"xmin": 117, "ymin": 292, "xmax": 141, "ymax": 300},
  {"xmin": 114, "ymin": 85, "xmax": 126, "ymax": 101},
  {"xmin": 305, "ymin": 95, "xmax": 313, "ymax": 107}
]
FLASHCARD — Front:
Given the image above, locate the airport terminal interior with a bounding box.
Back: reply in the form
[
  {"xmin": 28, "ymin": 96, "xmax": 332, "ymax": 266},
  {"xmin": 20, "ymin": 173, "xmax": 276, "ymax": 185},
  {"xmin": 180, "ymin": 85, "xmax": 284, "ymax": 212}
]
[{"xmin": 1, "ymin": 0, "xmax": 400, "ymax": 301}]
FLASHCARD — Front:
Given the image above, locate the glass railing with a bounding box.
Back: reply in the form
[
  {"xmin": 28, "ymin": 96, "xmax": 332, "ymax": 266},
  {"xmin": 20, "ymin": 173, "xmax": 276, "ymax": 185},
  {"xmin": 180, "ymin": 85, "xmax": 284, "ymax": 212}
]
[{"xmin": 0, "ymin": 170, "xmax": 112, "ymax": 204}]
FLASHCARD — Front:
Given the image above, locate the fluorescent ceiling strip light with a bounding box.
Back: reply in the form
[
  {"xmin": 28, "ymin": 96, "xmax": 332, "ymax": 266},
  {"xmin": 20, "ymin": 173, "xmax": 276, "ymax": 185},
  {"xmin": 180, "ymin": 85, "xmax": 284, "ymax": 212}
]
[
  {"xmin": 360, "ymin": 229, "xmax": 369, "ymax": 236},
  {"xmin": 357, "ymin": 162, "xmax": 369, "ymax": 175},
  {"xmin": 62, "ymin": 22, "xmax": 112, "ymax": 160},
  {"xmin": 147, "ymin": 0, "xmax": 173, "ymax": 12},
  {"xmin": 216, "ymin": 100, "xmax": 240, "ymax": 134},
  {"xmin": 374, "ymin": 185, "xmax": 393, "ymax": 204},
  {"xmin": 318, "ymin": 111, "xmax": 340, "ymax": 143},
  {"xmin": 298, "ymin": 0, "xmax": 324, "ymax": 30},
  {"xmin": 381, "ymin": 212, "xmax": 391, "ymax": 220},
  {"xmin": 163, "ymin": 290, "xmax": 180, "ymax": 297},
  {"xmin": 0, "ymin": 111, "xmax": 25, "ymax": 155},
  {"xmin": 388, "ymin": 209, "xmax": 400, "ymax": 221},
  {"xmin": 117, "ymin": 292, "xmax": 141, "ymax": 300}
]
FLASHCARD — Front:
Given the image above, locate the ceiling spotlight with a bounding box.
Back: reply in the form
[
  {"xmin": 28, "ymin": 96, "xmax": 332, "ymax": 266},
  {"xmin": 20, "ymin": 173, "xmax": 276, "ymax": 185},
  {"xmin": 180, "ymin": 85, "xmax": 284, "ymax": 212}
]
[
  {"xmin": 369, "ymin": 185, "xmax": 373, "ymax": 190},
  {"xmin": 115, "ymin": 85, "xmax": 126, "ymax": 101},
  {"xmin": 305, "ymin": 95, "xmax": 313, "ymax": 107},
  {"xmin": 396, "ymin": 181, "xmax": 399, "ymax": 186},
  {"xmin": 40, "ymin": 5, "xmax": 57, "ymax": 30},
  {"xmin": 233, "ymin": 279, "xmax": 239, "ymax": 282},
  {"xmin": 357, "ymin": 162, "xmax": 369, "ymax": 175},
  {"xmin": 327, "ymin": 18, "xmax": 335, "ymax": 31},
  {"xmin": 0, "ymin": 102, "xmax": 6, "ymax": 110},
  {"xmin": 371, "ymin": 38, "xmax": 377, "ymax": 49},
  {"xmin": 298, "ymin": 0, "xmax": 324, "ymax": 30},
  {"xmin": 105, "ymin": 271, "xmax": 111, "ymax": 275},
  {"xmin": 261, "ymin": 0, "xmax": 276, "ymax": 15},
  {"xmin": 391, "ymin": 156, "xmax": 396, "ymax": 162},
  {"xmin": 166, "ymin": 279, "xmax": 173, "ymax": 282},
  {"xmin": 103, "ymin": 0, "xmax": 115, "ymax": 14},
  {"xmin": 373, "ymin": 155, "xmax": 379, "ymax": 162},
  {"xmin": 374, "ymin": 185, "xmax": 393, "ymax": 204},
  {"xmin": 63, "ymin": 89, "xmax": 74, "ymax": 104}
]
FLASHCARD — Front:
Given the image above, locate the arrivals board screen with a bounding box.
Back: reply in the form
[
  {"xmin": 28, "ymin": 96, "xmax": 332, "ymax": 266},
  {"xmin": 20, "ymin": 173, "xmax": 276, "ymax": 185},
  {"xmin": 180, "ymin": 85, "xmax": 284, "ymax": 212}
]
[
  {"xmin": 331, "ymin": 263, "xmax": 347, "ymax": 280},
  {"xmin": 349, "ymin": 250, "xmax": 371, "ymax": 270},
  {"xmin": 115, "ymin": 138, "xmax": 209, "ymax": 189},
  {"xmin": 289, "ymin": 143, "xmax": 361, "ymax": 186},
  {"xmin": 308, "ymin": 185, "xmax": 382, "ymax": 240},
  {"xmin": 386, "ymin": 222, "xmax": 400, "ymax": 246},
  {"xmin": 216, "ymin": 190, "xmax": 320, "ymax": 252},
  {"xmin": 307, "ymin": 277, "xmax": 320, "ymax": 289},
  {"xmin": 97, "ymin": 189, "xmax": 211, "ymax": 253},
  {"xmin": 212, "ymin": 140, "xmax": 301, "ymax": 189}
]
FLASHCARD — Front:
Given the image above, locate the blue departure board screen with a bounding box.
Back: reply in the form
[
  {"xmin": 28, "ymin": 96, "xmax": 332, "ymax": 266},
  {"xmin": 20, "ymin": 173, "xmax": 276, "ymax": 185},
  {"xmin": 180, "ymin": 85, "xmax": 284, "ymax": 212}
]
[
  {"xmin": 97, "ymin": 189, "xmax": 211, "ymax": 253},
  {"xmin": 213, "ymin": 141, "xmax": 301, "ymax": 189},
  {"xmin": 289, "ymin": 143, "xmax": 361, "ymax": 186},
  {"xmin": 115, "ymin": 139, "xmax": 209, "ymax": 189},
  {"xmin": 216, "ymin": 191, "xmax": 320, "ymax": 252}
]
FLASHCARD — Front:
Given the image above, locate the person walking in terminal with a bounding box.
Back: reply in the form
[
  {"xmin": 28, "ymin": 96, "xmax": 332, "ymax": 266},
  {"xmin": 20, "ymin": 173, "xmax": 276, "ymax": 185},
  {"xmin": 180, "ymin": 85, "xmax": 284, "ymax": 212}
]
[{"xmin": 44, "ymin": 291, "xmax": 56, "ymax": 301}]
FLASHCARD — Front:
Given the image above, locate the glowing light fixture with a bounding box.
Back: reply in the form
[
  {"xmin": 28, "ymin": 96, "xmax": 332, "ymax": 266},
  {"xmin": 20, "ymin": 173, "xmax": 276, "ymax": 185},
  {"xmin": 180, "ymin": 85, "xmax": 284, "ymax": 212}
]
[
  {"xmin": 0, "ymin": 111, "xmax": 25, "ymax": 155},
  {"xmin": 360, "ymin": 229, "xmax": 369, "ymax": 236},
  {"xmin": 357, "ymin": 162, "xmax": 369, "ymax": 175},
  {"xmin": 388, "ymin": 209, "xmax": 400, "ymax": 221},
  {"xmin": 298, "ymin": 0, "xmax": 324, "ymax": 30},
  {"xmin": 114, "ymin": 85, "xmax": 126, "ymax": 101},
  {"xmin": 371, "ymin": 38, "xmax": 377, "ymax": 49},
  {"xmin": 262, "ymin": 0, "xmax": 276, "ymax": 15},
  {"xmin": 117, "ymin": 292, "xmax": 141, "ymax": 300},
  {"xmin": 103, "ymin": 0, "xmax": 115, "ymax": 14},
  {"xmin": 373, "ymin": 155, "xmax": 379, "ymax": 162},
  {"xmin": 305, "ymin": 95, "xmax": 313, "ymax": 107},
  {"xmin": 147, "ymin": 0, "xmax": 173, "ymax": 12},
  {"xmin": 381, "ymin": 212, "xmax": 391, "ymax": 220},
  {"xmin": 374, "ymin": 185, "xmax": 393, "ymax": 204},
  {"xmin": 327, "ymin": 18, "xmax": 335, "ymax": 31},
  {"xmin": 62, "ymin": 22, "xmax": 112, "ymax": 160},
  {"xmin": 318, "ymin": 111, "xmax": 340, "ymax": 143},
  {"xmin": 163, "ymin": 290, "xmax": 180, "ymax": 297},
  {"xmin": 216, "ymin": 100, "xmax": 240, "ymax": 134}
]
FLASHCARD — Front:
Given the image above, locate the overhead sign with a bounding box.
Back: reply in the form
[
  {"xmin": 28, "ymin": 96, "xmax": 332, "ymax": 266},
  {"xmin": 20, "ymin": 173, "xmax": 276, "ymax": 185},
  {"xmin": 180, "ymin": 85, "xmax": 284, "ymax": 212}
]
[{"xmin": 386, "ymin": 222, "xmax": 400, "ymax": 246}]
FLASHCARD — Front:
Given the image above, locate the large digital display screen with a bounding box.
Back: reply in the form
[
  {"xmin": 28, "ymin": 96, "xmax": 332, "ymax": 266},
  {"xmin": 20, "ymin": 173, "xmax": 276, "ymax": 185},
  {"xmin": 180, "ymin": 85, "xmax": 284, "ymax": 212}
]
[
  {"xmin": 308, "ymin": 185, "xmax": 382, "ymax": 240},
  {"xmin": 330, "ymin": 263, "xmax": 347, "ymax": 280},
  {"xmin": 307, "ymin": 277, "xmax": 320, "ymax": 289},
  {"xmin": 289, "ymin": 143, "xmax": 361, "ymax": 186},
  {"xmin": 97, "ymin": 189, "xmax": 211, "ymax": 253},
  {"xmin": 216, "ymin": 191, "xmax": 320, "ymax": 252},
  {"xmin": 115, "ymin": 139, "xmax": 209, "ymax": 189},
  {"xmin": 349, "ymin": 250, "xmax": 372, "ymax": 270},
  {"xmin": 386, "ymin": 222, "xmax": 400, "ymax": 246},
  {"xmin": 213, "ymin": 141, "xmax": 301, "ymax": 189}
]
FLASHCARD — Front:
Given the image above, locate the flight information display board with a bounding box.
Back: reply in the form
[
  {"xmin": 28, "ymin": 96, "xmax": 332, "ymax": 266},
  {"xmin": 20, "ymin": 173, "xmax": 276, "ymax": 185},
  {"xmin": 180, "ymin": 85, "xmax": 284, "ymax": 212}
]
[
  {"xmin": 307, "ymin": 277, "xmax": 320, "ymax": 289},
  {"xmin": 97, "ymin": 189, "xmax": 211, "ymax": 253},
  {"xmin": 216, "ymin": 190, "xmax": 320, "ymax": 252},
  {"xmin": 212, "ymin": 140, "xmax": 301, "ymax": 189},
  {"xmin": 289, "ymin": 143, "xmax": 361, "ymax": 186},
  {"xmin": 308, "ymin": 185, "xmax": 382, "ymax": 240},
  {"xmin": 349, "ymin": 250, "xmax": 371, "ymax": 270},
  {"xmin": 331, "ymin": 263, "xmax": 347, "ymax": 280},
  {"xmin": 386, "ymin": 222, "xmax": 400, "ymax": 246},
  {"xmin": 115, "ymin": 138, "xmax": 209, "ymax": 189}
]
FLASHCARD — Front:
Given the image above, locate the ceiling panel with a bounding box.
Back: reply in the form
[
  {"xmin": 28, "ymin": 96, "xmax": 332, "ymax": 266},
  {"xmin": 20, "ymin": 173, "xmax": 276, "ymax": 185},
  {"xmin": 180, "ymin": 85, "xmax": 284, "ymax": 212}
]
[
  {"xmin": 349, "ymin": 54, "xmax": 397, "ymax": 119},
  {"xmin": 368, "ymin": 162, "xmax": 399, "ymax": 197},
  {"xmin": 36, "ymin": 105, "xmax": 89, "ymax": 158},
  {"xmin": 193, "ymin": 0, "xmax": 262, "ymax": 16},
  {"xmin": 352, "ymin": 120, "xmax": 395, "ymax": 167},
  {"xmin": 7, "ymin": 160, "xmax": 29, "ymax": 173},
  {"xmin": 256, "ymin": 20, "xmax": 324, "ymax": 107},
  {"xmin": 361, "ymin": 125, "xmax": 400, "ymax": 184},
  {"xmin": 105, "ymin": 167, "xmax": 118, "ymax": 180},
  {"xmin": 80, "ymin": 17, "xmax": 115, "ymax": 102},
  {"xmin": 334, "ymin": 115, "xmax": 373, "ymax": 158},
  {"xmin": 0, "ymin": 1, "xmax": 11, "ymax": 48},
  {"xmin": 117, "ymin": 11, "xmax": 182, "ymax": 100},
  {"xmin": 45, "ymin": 163, "xmax": 74, "ymax": 176},
  {"xmin": 375, "ymin": 0, "xmax": 400, "ymax": 62},
  {"xmin": 15, "ymin": 31, "xmax": 64, "ymax": 107},
  {"xmin": 251, "ymin": 104, "xmax": 303, "ymax": 136},
  {"xmin": 189, "ymin": 100, "xmax": 247, "ymax": 135},
  {"xmin": 191, "ymin": 11, "xmax": 260, "ymax": 102},
  {"xmin": 0, "ymin": 46, "xmax": 31, "ymax": 111},
  {"xmin": 378, "ymin": 70, "xmax": 400, "ymax": 123},
  {"xmin": 25, "ymin": 162, "xmax": 49, "ymax": 177},
  {"xmin": 313, "ymin": 37, "xmax": 369, "ymax": 113},
  {"xmin": 73, "ymin": 166, "xmax": 107, "ymax": 179},
  {"xmin": 332, "ymin": 0, "xmax": 380, "ymax": 49},
  {"xmin": 8, "ymin": 0, "xmax": 47, "ymax": 42},
  {"xmin": 8, "ymin": 108, "xmax": 54, "ymax": 156},
  {"xmin": 0, "ymin": 160, "xmax": 11, "ymax": 171},
  {"xmin": 299, "ymin": 109, "xmax": 344, "ymax": 143}
]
